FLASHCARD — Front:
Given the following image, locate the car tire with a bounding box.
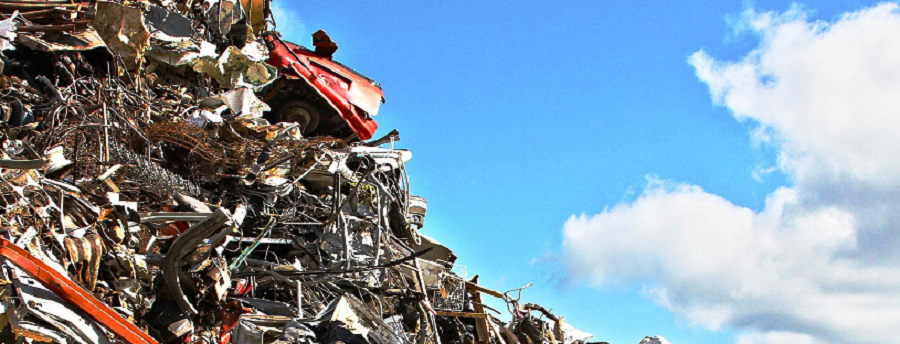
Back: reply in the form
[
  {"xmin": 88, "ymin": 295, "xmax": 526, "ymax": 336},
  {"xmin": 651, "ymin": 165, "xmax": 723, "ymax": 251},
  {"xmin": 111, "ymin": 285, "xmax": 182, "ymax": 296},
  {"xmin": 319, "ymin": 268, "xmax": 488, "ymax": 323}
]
[{"xmin": 274, "ymin": 99, "xmax": 322, "ymax": 135}]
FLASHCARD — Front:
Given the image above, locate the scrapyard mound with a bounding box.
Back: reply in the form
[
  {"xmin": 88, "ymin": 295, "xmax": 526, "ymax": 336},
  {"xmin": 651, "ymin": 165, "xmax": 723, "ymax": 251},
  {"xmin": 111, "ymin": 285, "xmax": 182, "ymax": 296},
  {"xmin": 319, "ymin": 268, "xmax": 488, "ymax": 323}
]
[{"xmin": 0, "ymin": 1, "xmax": 619, "ymax": 344}]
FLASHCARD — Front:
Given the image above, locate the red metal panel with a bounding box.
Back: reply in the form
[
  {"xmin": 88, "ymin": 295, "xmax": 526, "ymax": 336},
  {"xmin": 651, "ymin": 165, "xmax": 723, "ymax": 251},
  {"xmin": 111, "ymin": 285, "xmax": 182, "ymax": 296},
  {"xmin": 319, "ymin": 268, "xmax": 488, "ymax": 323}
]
[{"xmin": 0, "ymin": 238, "xmax": 159, "ymax": 344}]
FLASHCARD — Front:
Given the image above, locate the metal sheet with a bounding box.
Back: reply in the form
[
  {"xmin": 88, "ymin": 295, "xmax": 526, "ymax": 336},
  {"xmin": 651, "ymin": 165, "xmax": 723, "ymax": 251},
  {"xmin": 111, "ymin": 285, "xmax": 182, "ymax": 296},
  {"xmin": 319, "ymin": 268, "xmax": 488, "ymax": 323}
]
[
  {"xmin": 7, "ymin": 263, "xmax": 111, "ymax": 344},
  {"xmin": 16, "ymin": 27, "xmax": 105, "ymax": 52}
]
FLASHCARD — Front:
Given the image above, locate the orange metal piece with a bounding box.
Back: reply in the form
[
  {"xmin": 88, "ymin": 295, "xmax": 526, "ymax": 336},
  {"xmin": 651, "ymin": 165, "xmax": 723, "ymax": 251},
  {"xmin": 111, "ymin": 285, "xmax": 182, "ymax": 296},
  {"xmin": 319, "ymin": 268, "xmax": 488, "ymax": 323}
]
[
  {"xmin": 240, "ymin": 0, "xmax": 267, "ymax": 35},
  {"xmin": 219, "ymin": 301, "xmax": 253, "ymax": 344},
  {"xmin": 0, "ymin": 238, "xmax": 159, "ymax": 344}
]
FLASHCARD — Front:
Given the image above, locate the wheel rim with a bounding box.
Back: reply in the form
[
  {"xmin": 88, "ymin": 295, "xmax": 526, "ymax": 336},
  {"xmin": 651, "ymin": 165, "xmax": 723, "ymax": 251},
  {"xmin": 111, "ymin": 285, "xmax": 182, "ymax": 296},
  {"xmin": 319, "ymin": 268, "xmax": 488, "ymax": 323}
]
[{"xmin": 281, "ymin": 105, "xmax": 319, "ymax": 134}]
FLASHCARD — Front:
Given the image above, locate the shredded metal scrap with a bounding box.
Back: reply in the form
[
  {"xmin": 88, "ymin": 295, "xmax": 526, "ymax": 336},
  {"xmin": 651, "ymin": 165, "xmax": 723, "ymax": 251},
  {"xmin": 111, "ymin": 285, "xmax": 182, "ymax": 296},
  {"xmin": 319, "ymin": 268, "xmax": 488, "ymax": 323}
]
[{"xmin": 0, "ymin": 1, "xmax": 631, "ymax": 344}]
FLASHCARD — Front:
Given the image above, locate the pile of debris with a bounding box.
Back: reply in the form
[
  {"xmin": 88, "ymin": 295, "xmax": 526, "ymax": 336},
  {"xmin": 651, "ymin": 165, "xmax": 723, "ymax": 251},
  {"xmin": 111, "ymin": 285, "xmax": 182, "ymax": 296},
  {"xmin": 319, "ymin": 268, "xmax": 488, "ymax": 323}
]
[{"xmin": 0, "ymin": 1, "xmax": 610, "ymax": 344}]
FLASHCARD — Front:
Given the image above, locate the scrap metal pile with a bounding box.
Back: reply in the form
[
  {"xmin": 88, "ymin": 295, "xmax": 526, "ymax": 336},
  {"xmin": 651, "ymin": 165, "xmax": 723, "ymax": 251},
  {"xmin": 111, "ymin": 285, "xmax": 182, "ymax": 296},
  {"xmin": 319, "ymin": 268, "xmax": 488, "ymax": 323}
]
[{"xmin": 0, "ymin": 1, "xmax": 607, "ymax": 344}]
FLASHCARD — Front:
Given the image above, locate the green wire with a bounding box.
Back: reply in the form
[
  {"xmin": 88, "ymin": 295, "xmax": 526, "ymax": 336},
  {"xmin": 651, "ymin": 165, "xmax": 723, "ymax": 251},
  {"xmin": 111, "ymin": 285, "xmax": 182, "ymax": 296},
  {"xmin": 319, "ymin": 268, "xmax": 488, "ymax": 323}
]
[{"xmin": 230, "ymin": 217, "xmax": 276, "ymax": 270}]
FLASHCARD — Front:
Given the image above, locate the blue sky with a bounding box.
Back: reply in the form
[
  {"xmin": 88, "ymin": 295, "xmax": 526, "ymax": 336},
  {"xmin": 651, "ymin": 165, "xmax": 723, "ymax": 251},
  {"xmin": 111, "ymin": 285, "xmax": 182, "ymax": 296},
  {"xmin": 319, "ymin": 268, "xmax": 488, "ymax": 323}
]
[{"xmin": 275, "ymin": 2, "xmax": 900, "ymax": 343}]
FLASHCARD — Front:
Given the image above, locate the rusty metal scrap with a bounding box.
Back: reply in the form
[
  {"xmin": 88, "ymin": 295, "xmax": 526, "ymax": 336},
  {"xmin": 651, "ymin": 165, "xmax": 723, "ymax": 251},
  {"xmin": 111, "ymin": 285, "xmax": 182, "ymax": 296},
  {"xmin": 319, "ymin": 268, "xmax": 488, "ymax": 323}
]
[{"xmin": 0, "ymin": 1, "xmax": 619, "ymax": 344}]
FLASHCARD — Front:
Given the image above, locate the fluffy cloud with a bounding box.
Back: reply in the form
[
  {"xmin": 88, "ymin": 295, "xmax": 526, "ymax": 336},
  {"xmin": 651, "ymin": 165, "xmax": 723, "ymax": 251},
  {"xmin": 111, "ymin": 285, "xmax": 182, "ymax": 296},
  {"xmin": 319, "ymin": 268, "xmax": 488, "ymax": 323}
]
[
  {"xmin": 560, "ymin": 3, "xmax": 900, "ymax": 344},
  {"xmin": 270, "ymin": 1, "xmax": 305, "ymax": 43}
]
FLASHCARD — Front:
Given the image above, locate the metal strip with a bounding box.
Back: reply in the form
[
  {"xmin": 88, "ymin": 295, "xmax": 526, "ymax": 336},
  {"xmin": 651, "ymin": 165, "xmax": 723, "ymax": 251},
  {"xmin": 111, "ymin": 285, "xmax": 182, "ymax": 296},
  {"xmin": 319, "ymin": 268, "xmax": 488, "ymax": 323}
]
[{"xmin": 0, "ymin": 238, "xmax": 158, "ymax": 344}]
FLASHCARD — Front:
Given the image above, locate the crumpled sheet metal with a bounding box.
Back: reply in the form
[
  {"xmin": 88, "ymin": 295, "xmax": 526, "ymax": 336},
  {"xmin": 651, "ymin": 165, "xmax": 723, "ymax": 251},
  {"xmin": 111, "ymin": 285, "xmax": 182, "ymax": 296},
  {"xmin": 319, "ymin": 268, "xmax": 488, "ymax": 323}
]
[
  {"xmin": 0, "ymin": 11, "xmax": 17, "ymax": 52},
  {"xmin": 145, "ymin": 5, "xmax": 207, "ymax": 66},
  {"xmin": 91, "ymin": 1, "xmax": 151, "ymax": 70},
  {"xmin": 193, "ymin": 42, "xmax": 277, "ymax": 89},
  {"xmin": 209, "ymin": 0, "xmax": 246, "ymax": 38},
  {"xmin": 639, "ymin": 336, "xmax": 672, "ymax": 344},
  {"xmin": 202, "ymin": 87, "xmax": 271, "ymax": 118},
  {"xmin": 145, "ymin": 5, "xmax": 194, "ymax": 43},
  {"xmin": 320, "ymin": 294, "xmax": 405, "ymax": 344},
  {"xmin": 0, "ymin": 1, "xmax": 615, "ymax": 344},
  {"xmin": 16, "ymin": 27, "xmax": 106, "ymax": 52},
  {"xmin": 230, "ymin": 315, "xmax": 316, "ymax": 344},
  {"xmin": 6, "ymin": 262, "xmax": 112, "ymax": 344}
]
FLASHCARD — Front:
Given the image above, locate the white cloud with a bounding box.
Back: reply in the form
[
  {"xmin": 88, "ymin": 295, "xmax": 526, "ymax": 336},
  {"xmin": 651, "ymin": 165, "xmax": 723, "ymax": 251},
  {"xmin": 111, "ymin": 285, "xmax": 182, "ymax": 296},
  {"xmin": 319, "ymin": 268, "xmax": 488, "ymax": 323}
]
[
  {"xmin": 559, "ymin": 3, "xmax": 900, "ymax": 344},
  {"xmin": 562, "ymin": 181, "xmax": 894, "ymax": 341},
  {"xmin": 692, "ymin": 3, "xmax": 900, "ymax": 188},
  {"xmin": 270, "ymin": 0, "xmax": 305, "ymax": 44},
  {"xmin": 751, "ymin": 166, "xmax": 777, "ymax": 183}
]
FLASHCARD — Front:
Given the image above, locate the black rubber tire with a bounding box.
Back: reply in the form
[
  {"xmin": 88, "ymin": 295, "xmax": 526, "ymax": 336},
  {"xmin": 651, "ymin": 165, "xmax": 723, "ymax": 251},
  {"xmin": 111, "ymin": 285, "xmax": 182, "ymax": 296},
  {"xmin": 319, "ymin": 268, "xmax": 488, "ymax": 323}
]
[{"xmin": 273, "ymin": 99, "xmax": 322, "ymax": 135}]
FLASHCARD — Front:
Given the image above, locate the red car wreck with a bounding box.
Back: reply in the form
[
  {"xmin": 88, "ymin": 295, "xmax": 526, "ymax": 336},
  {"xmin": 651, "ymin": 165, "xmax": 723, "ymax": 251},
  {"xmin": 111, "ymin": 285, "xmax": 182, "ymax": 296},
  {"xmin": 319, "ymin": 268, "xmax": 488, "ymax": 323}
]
[{"xmin": 263, "ymin": 31, "xmax": 384, "ymax": 141}]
